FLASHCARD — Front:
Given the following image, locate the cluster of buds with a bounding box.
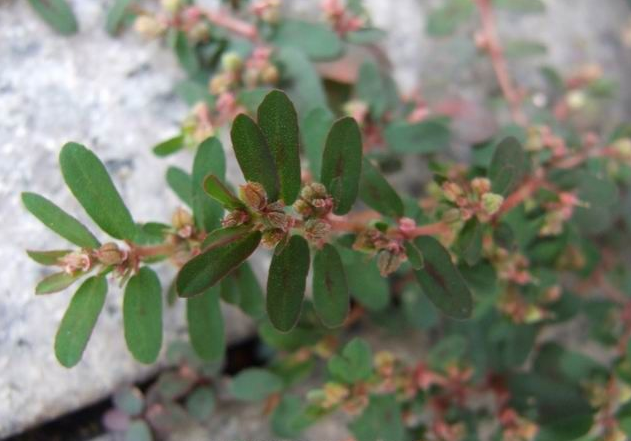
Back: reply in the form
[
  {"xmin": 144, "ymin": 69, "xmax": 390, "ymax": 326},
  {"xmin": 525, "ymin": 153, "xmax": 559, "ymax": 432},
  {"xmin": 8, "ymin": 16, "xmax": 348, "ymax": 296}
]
[
  {"xmin": 251, "ymin": 0, "xmax": 282, "ymax": 24},
  {"xmin": 438, "ymin": 177, "xmax": 505, "ymax": 224},
  {"xmin": 133, "ymin": 14, "xmax": 168, "ymax": 40},
  {"xmin": 171, "ymin": 207, "xmax": 194, "ymax": 239},
  {"xmin": 209, "ymin": 48, "xmax": 279, "ymax": 96},
  {"xmin": 181, "ymin": 103, "xmax": 215, "ymax": 148},
  {"xmin": 59, "ymin": 251, "xmax": 92, "ymax": 275},
  {"xmin": 492, "ymin": 248, "xmax": 532, "ymax": 286},
  {"xmin": 540, "ymin": 191, "xmax": 583, "ymax": 236},
  {"xmin": 353, "ymin": 228, "xmax": 406, "ymax": 276},
  {"xmin": 321, "ymin": 0, "xmax": 366, "ymax": 36},
  {"xmin": 524, "ymin": 125, "xmax": 568, "ymax": 158},
  {"xmin": 293, "ymin": 183, "xmax": 334, "ymax": 245},
  {"xmin": 95, "ymin": 242, "xmax": 127, "ymax": 267},
  {"xmin": 307, "ymin": 382, "xmax": 350, "ymax": 410},
  {"xmin": 498, "ymin": 290, "xmax": 548, "ymax": 324},
  {"xmin": 499, "ymin": 408, "xmax": 539, "ymax": 441}
]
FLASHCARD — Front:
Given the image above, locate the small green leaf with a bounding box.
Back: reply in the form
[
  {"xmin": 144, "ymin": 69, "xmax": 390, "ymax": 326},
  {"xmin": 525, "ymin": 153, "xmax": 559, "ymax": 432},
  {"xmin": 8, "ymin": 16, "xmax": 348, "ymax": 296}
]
[
  {"xmin": 271, "ymin": 20, "xmax": 343, "ymax": 60},
  {"xmin": 267, "ymin": 235, "xmax": 310, "ymax": 332},
  {"xmin": 201, "ymin": 225, "xmax": 253, "ymax": 250},
  {"xmin": 59, "ymin": 142, "xmax": 136, "ymax": 240},
  {"xmin": 302, "ymin": 107, "xmax": 334, "ymax": 177},
  {"xmin": 384, "ymin": 119, "xmax": 451, "ymax": 154},
  {"xmin": 356, "ymin": 62, "xmax": 387, "ymax": 118},
  {"xmin": 494, "ymin": 0, "xmax": 545, "ymax": 13},
  {"xmin": 257, "ymin": 90, "xmax": 301, "ymax": 204},
  {"xmin": 346, "ymin": 259, "xmax": 389, "ymax": 311},
  {"xmin": 313, "ymin": 244, "xmax": 349, "ymax": 328},
  {"xmin": 426, "ymin": 0, "xmax": 474, "ymax": 37},
  {"xmin": 456, "ymin": 218, "xmax": 484, "ymax": 266},
  {"xmin": 106, "ymin": 0, "xmax": 134, "ymax": 35},
  {"xmin": 231, "ymin": 114, "xmax": 280, "ymax": 201},
  {"xmin": 359, "ymin": 158, "xmax": 404, "ymax": 218},
  {"xmin": 232, "ymin": 262, "xmax": 265, "ymax": 319},
  {"xmin": 55, "ymin": 276, "xmax": 107, "ymax": 367},
  {"xmin": 187, "ymin": 285, "xmax": 225, "ymax": 361},
  {"xmin": 26, "ymin": 249, "xmax": 71, "ymax": 266},
  {"xmin": 403, "ymin": 241, "xmax": 424, "ymax": 270},
  {"xmin": 271, "ymin": 395, "xmax": 316, "ymax": 438},
  {"xmin": 174, "ymin": 30, "xmax": 200, "ymax": 76},
  {"xmin": 185, "ymin": 386, "xmax": 215, "ymax": 421},
  {"xmin": 192, "ymin": 138, "xmax": 225, "ymax": 232},
  {"xmin": 36, "ymin": 271, "xmax": 83, "ymax": 295},
  {"xmin": 22, "ymin": 192, "xmax": 100, "ymax": 248},
  {"xmin": 113, "ymin": 387, "xmax": 144, "ymax": 416},
  {"xmin": 504, "ymin": 40, "xmax": 547, "ymax": 58},
  {"xmin": 493, "ymin": 222, "xmax": 516, "ymax": 250},
  {"xmin": 536, "ymin": 414, "xmax": 593, "ymax": 441},
  {"xmin": 28, "ymin": 0, "xmax": 78, "ymax": 35},
  {"xmin": 124, "ymin": 420, "xmax": 152, "ymax": 441},
  {"xmin": 328, "ymin": 338, "xmax": 373, "ymax": 383},
  {"xmin": 230, "ymin": 368, "xmax": 284, "ymax": 401},
  {"xmin": 203, "ymin": 175, "xmax": 245, "ymax": 211},
  {"xmin": 174, "ymin": 79, "xmax": 215, "ymax": 107},
  {"xmin": 346, "ymin": 28, "xmax": 387, "ymax": 45},
  {"xmin": 152, "ymin": 135, "xmax": 185, "ymax": 157},
  {"xmin": 177, "ymin": 231, "xmax": 262, "ymax": 297},
  {"xmin": 349, "ymin": 394, "xmax": 404, "ymax": 441},
  {"xmin": 166, "ymin": 166, "xmax": 193, "ymax": 207},
  {"xmin": 320, "ymin": 117, "xmax": 363, "ymax": 215},
  {"xmin": 413, "ymin": 236, "xmax": 473, "ymax": 319},
  {"xmin": 238, "ymin": 87, "xmax": 273, "ymax": 113},
  {"xmin": 489, "ymin": 136, "xmax": 527, "ymax": 196},
  {"xmin": 124, "ymin": 267, "xmax": 163, "ymax": 364}
]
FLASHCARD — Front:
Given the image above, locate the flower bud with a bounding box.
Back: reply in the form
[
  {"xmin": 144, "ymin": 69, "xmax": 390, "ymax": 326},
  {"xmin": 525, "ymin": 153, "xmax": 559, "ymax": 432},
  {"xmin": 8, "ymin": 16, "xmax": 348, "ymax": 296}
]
[
  {"xmin": 614, "ymin": 138, "xmax": 631, "ymax": 161},
  {"xmin": 374, "ymin": 351, "xmax": 396, "ymax": 376},
  {"xmin": 261, "ymin": 229, "xmax": 286, "ymax": 249},
  {"xmin": 171, "ymin": 207, "xmax": 193, "ymax": 230},
  {"xmin": 188, "ymin": 22, "xmax": 211, "ymax": 43},
  {"xmin": 377, "ymin": 249, "xmax": 403, "ymax": 277},
  {"xmin": 566, "ymin": 90, "xmax": 586, "ymax": 110},
  {"xmin": 133, "ymin": 15, "xmax": 166, "ymax": 39},
  {"xmin": 161, "ymin": 0, "xmax": 182, "ymax": 14},
  {"xmin": 209, "ymin": 73, "xmax": 232, "ymax": 95},
  {"xmin": 442, "ymin": 182, "xmax": 464, "ymax": 203},
  {"xmin": 239, "ymin": 182, "xmax": 267, "ymax": 210},
  {"xmin": 441, "ymin": 208, "xmax": 461, "ymax": 224},
  {"xmin": 481, "ymin": 192, "xmax": 504, "ymax": 216},
  {"xmin": 470, "ymin": 177, "xmax": 491, "ymax": 196},
  {"xmin": 60, "ymin": 251, "xmax": 92, "ymax": 274},
  {"xmin": 304, "ymin": 219, "xmax": 331, "ymax": 243},
  {"xmin": 260, "ymin": 64, "xmax": 279, "ymax": 84},
  {"xmin": 222, "ymin": 209, "xmax": 249, "ymax": 227},
  {"xmin": 221, "ymin": 51, "xmax": 243, "ymax": 73},
  {"xmin": 264, "ymin": 210, "xmax": 291, "ymax": 231},
  {"xmin": 96, "ymin": 242, "xmax": 126, "ymax": 266},
  {"xmin": 321, "ymin": 382, "xmax": 349, "ymax": 409},
  {"xmin": 292, "ymin": 199, "xmax": 313, "ymax": 217}
]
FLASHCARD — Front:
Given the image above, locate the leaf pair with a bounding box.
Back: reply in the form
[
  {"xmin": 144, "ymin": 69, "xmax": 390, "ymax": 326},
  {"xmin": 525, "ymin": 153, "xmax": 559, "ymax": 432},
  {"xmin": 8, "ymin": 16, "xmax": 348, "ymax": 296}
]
[{"xmin": 231, "ymin": 90, "xmax": 301, "ymax": 205}]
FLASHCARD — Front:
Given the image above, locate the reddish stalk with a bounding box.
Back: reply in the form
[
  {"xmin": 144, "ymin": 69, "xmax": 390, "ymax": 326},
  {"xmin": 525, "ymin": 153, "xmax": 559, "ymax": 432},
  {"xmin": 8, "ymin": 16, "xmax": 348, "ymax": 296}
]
[
  {"xmin": 200, "ymin": 8, "xmax": 259, "ymax": 41},
  {"xmin": 474, "ymin": 0, "xmax": 527, "ymax": 125}
]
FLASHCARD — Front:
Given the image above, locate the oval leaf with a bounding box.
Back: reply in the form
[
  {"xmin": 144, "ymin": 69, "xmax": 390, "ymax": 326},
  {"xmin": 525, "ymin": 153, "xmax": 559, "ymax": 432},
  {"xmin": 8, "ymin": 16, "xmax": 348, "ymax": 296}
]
[
  {"xmin": 232, "ymin": 262, "xmax": 265, "ymax": 319},
  {"xmin": 267, "ymin": 235, "xmax": 310, "ymax": 332},
  {"xmin": 166, "ymin": 166, "xmax": 193, "ymax": 207},
  {"xmin": 230, "ymin": 368, "xmax": 284, "ymax": 401},
  {"xmin": 27, "ymin": 0, "xmax": 78, "ymax": 35},
  {"xmin": 192, "ymin": 137, "xmax": 226, "ymax": 232},
  {"xmin": 59, "ymin": 142, "xmax": 136, "ymax": 240},
  {"xmin": 22, "ymin": 192, "xmax": 100, "ymax": 248},
  {"xmin": 489, "ymin": 136, "xmax": 527, "ymax": 195},
  {"xmin": 270, "ymin": 20, "xmax": 343, "ymax": 60},
  {"xmin": 27, "ymin": 249, "xmax": 71, "ymax": 266},
  {"xmin": 177, "ymin": 231, "xmax": 262, "ymax": 297},
  {"xmin": 258, "ymin": 90, "xmax": 301, "ymax": 204},
  {"xmin": 203, "ymin": 174, "xmax": 245, "ymax": 211},
  {"xmin": 320, "ymin": 117, "xmax": 363, "ymax": 215},
  {"xmin": 187, "ymin": 285, "xmax": 225, "ymax": 361},
  {"xmin": 358, "ymin": 158, "xmax": 404, "ymax": 218},
  {"xmin": 413, "ymin": 236, "xmax": 473, "ymax": 319},
  {"xmin": 230, "ymin": 114, "xmax": 280, "ymax": 200},
  {"xmin": 55, "ymin": 276, "xmax": 107, "ymax": 367},
  {"xmin": 313, "ymin": 244, "xmax": 349, "ymax": 328},
  {"xmin": 152, "ymin": 135, "xmax": 184, "ymax": 157},
  {"xmin": 36, "ymin": 271, "xmax": 82, "ymax": 295},
  {"xmin": 106, "ymin": 0, "xmax": 134, "ymax": 36},
  {"xmin": 124, "ymin": 267, "xmax": 163, "ymax": 364},
  {"xmin": 302, "ymin": 107, "xmax": 334, "ymax": 177}
]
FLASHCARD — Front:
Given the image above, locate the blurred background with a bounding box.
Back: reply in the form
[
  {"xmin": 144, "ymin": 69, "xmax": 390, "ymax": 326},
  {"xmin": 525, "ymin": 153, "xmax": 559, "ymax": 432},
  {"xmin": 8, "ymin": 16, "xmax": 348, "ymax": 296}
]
[{"xmin": 2, "ymin": 0, "xmax": 631, "ymax": 439}]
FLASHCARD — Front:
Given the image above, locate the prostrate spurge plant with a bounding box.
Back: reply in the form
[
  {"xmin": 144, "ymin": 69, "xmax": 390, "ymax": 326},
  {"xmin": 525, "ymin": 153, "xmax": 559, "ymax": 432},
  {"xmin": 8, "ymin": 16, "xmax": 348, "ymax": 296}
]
[{"xmin": 22, "ymin": 0, "xmax": 631, "ymax": 439}]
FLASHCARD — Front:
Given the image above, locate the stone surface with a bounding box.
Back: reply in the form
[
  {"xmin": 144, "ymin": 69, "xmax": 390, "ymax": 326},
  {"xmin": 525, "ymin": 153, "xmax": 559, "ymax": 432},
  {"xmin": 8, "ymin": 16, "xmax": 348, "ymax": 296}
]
[{"xmin": 2, "ymin": 0, "xmax": 631, "ymax": 438}]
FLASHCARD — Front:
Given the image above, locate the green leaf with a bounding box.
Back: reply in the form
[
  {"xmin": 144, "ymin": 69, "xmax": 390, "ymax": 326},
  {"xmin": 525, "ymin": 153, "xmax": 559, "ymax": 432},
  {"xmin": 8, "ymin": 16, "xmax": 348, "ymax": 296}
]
[
  {"xmin": 203, "ymin": 175, "xmax": 245, "ymax": 211},
  {"xmin": 201, "ymin": 225, "xmax": 253, "ymax": 250},
  {"xmin": 113, "ymin": 387, "xmax": 144, "ymax": 416},
  {"xmin": 55, "ymin": 276, "xmax": 107, "ymax": 367},
  {"xmin": 413, "ymin": 236, "xmax": 473, "ymax": 319},
  {"xmin": 27, "ymin": 0, "xmax": 78, "ymax": 35},
  {"xmin": 271, "ymin": 20, "xmax": 343, "ymax": 60},
  {"xmin": 426, "ymin": 0, "xmax": 474, "ymax": 37},
  {"xmin": 493, "ymin": 222, "xmax": 516, "ymax": 250},
  {"xmin": 267, "ymin": 235, "xmax": 310, "ymax": 332},
  {"xmin": 356, "ymin": 61, "xmax": 387, "ymax": 118},
  {"xmin": 59, "ymin": 142, "xmax": 136, "ymax": 240},
  {"xmin": 174, "ymin": 30, "xmax": 200, "ymax": 76},
  {"xmin": 489, "ymin": 136, "xmax": 527, "ymax": 195},
  {"xmin": 494, "ymin": 0, "xmax": 546, "ymax": 13},
  {"xmin": 36, "ymin": 271, "xmax": 83, "ymax": 295},
  {"xmin": 271, "ymin": 395, "xmax": 316, "ymax": 437},
  {"xmin": 166, "ymin": 166, "xmax": 193, "ymax": 207},
  {"xmin": 187, "ymin": 285, "xmax": 225, "ymax": 361},
  {"xmin": 230, "ymin": 368, "xmax": 284, "ymax": 401},
  {"xmin": 346, "ymin": 259, "xmax": 389, "ymax": 311},
  {"xmin": 106, "ymin": 0, "xmax": 134, "ymax": 35},
  {"xmin": 230, "ymin": 114, "xmax": 279, "ymax": 201},
  {"xmin": 192, "ymin": 138, "xmax": 225, "ymax": 232},
  {"xmin": 403, "ymin": 241, "xmax": 424, "ymax": 270},
  {"xmin": 302, "ymin": 107, "xmax": 334, "ymax": 178},
  {"xmin": 258, "ymin": 90, "xmax": 301, "ymax": 205},
  {"xmin": 274, "ymin": 47, "xmax": 328, "ymax": 114},
  {"xmin": 177, "ymin": 231, "xmax": 262, "ymax": 297},
  {"xmin": 328, "ymin": 337, "xmax": 373, "ymax": 383},
  {"xmin": 152, "ymin": 135, "xmax": 184, "ymax": 157},
  {"xmin": 124, "ymin": 267, "xmax": 163, "ymax": 364},
  {"xmin": 313, "ymin": 244, "xmax": 349, "ymax": 328},
  {"xmin": 536, "ymin": 414, "xmax": 593, "ymax": 441},
  {"xmin": 22, "ymin": 192, "xmax": 100, "ymax": 248},
  {"xmin": 384, "ymin": 119, "xmax": 451, "ymax": 154},
  {"xmin": 185, "ymin": 386, "xmax": 215, "ymax": 421},
  {"xmin": 124, "ymin": 420, "xmax": 152, "ymax": 441},
  {"xmin": 456, "ymin": 218, "xmax": 484, "ymax": 266},
  {"xmin": 346, "ymin": 28, "xmax": 387, "ymax": 45},
  {"xmin": 26, "ymin": 249, "xmax": 71, "ymax": 266},
  {"xmin": 359, "ymin": 158, "xmax": 404, "ymax": 218},
  {"xmin": 174, "ymin": 79, "xmax": 215, "ymax": 107},
  {"xmin": 237, "ymin": 87, "xmax": 272, "ymax": 113},
  {"xmin": 231, "ymin": 262, "xmax": 265, "ymax": 319},
  {"xmin": 321, "ymin": 117, "xmax": 363, "ymax": 215},
  {"xmin": 349, "ymin": 394, "xmax": 404, "ymax": 441},
  {"xmin": 504, "ymin": 40, "xmax": 547, "ymax": 58}
]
